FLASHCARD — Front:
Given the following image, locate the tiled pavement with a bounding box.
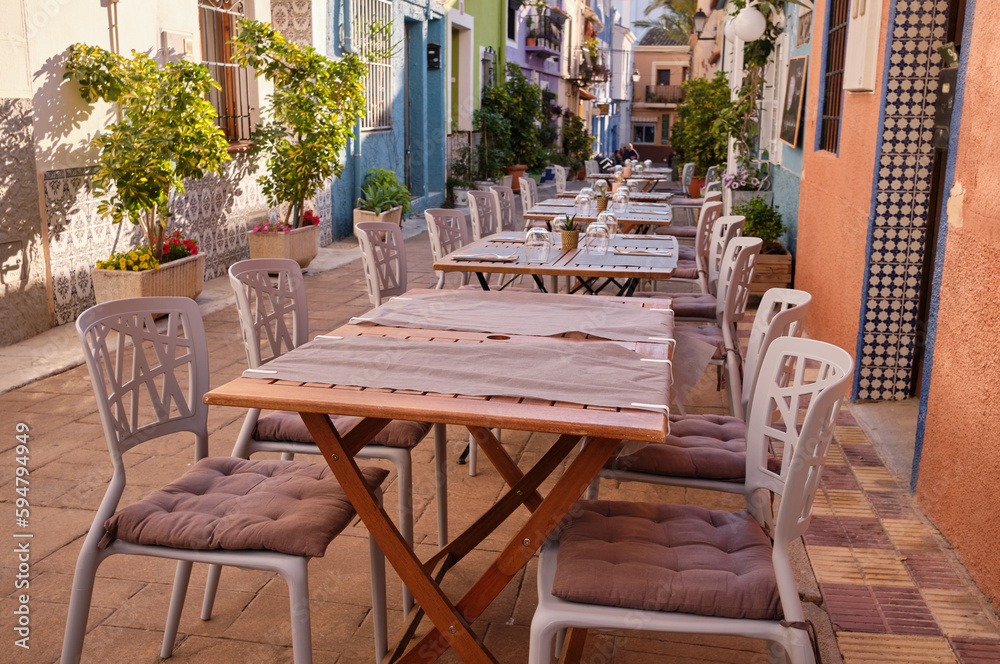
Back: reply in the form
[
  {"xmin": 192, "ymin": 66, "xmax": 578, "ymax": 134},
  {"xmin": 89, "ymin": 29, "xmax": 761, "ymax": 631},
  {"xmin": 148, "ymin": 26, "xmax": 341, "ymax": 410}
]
[{"xmin": 2, "ymin": 225, "xmax": 999, "ymax": 663}]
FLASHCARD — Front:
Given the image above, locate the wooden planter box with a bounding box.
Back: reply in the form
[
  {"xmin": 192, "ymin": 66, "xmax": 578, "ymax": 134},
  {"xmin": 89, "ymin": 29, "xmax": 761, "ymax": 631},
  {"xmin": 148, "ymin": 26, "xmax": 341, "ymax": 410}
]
[
  {"xmin": 352, "ymin": 206, "xmax": 403, "ymax": 235},
  {"xmin": 92, "ymin": 253, "xmax": 205, "ymax": 304},
  {"xmin": 247, "ymin": 224, "xmax": 319, "ymax": 268},
  {"xmin": 750, "ymin": 244, "xmax": 792, "ymax": 295}
]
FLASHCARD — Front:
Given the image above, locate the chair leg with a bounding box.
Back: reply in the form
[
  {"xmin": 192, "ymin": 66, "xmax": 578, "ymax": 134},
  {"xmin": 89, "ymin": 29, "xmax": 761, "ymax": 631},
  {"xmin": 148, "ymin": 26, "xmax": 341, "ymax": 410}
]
[
  {"xmin": 726, "ymin": 350, "xmax": 745, "ymax": 421},
  {"xmin": 433, "ymin": 423, "xmax": 448, "ymax": 546},
  {"xmin": 160, "ymin": 560, "xmax": 193, "ymax": 658},
  {"xmin": 282, "ymin": 557, "xmax": 313, "ymax": 664},
  {"xmin": 200, "ymin": 563, "xmax": 223, "ymax": 620},
  {"xmin": 369, "ymin": 534, "xmax": 388, "ymax": 664},
  {"xmin": 231, "ymin": 409, "xmax": 261, "ymax": 459},
  {"xmin": 60, "ymin": 542, "xmax": 107, "ymax": 663},
  {"xmin": 467, "ymin": 433, "xmax": 478, "ymax": 477},
  {"xmin": 528, "ymin": 615, "xmax": 562, "ymax": 664}
]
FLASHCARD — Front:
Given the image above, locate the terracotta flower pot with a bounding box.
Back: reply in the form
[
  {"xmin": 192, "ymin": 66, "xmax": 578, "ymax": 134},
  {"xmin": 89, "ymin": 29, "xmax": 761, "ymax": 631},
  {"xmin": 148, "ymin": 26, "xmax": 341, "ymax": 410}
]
[
  {"xmin": 688, "ymin": 176, "xmax": 705, "ymax": 198},
  {"xmin": 506, "ymin": 165, "xmax": 528, "ymax": 191}
]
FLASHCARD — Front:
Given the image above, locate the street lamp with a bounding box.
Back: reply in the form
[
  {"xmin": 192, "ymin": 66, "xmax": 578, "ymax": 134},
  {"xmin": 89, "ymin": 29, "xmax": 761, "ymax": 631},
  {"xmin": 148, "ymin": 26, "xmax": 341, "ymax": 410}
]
[
  {"xmin": 692, "ymin": 10, "xmax": 714, "ymax": 40},
  {"xmin": 632, "ymin": 70, "xmax": 641, "ymax": 84}
]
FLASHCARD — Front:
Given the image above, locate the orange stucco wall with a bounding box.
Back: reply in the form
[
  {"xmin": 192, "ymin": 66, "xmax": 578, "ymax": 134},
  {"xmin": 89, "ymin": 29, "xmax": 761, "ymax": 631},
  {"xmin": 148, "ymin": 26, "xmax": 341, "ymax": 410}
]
[
  {"xmin": 794, "ymin": 0, "xmax": 891, "ymax": 357},
  {"xmin": 915, "ymin": 2, "xmax": 1000, "ymax": 610}
]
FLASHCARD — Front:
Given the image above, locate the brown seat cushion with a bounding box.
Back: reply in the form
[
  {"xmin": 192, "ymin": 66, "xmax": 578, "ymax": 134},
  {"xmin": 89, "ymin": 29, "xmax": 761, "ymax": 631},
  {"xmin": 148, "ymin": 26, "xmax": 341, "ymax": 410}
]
[
  {"xmin": 671, "ymin": 197, "xmax": 705, "ymax": 207},
  {"xmin": 654, "ymin": 226, "xmax": 697, "ymax": 239},
  {"xmin": 670, "ymin": 292, "xmax": 716, "ymax": 319},
  {"xmin": 552, "ymin": 500, "xmax": 781, "ymax": 620},
  {"xmin": 676, "ymin": 245, "xmax": 696, "ymax": 262},
  {"xmin": 671, "ymin": 259, "xmax": 700, "ymax": 280},
  {"xmin": 101, "ymin": 458, "xmax": 388, "ymax": 558},
  {"xmin": 256, "ymin": 411, "xmax": 432, "ymax": 449},
  {"xmin": 677, "ymin": 324, "xmax": 725, "ymax": 358}
]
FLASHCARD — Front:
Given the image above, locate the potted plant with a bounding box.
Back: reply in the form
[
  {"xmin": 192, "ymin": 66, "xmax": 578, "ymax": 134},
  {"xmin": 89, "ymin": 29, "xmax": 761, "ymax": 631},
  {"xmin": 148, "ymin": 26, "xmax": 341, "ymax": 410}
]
[
  {"xmin": 247, "ymin": 211, "xmax": 321, "ymax": 267},
  {"xmin": 670, "ymin": 72, "xmax": 730, "ymax": 193},
  {"xmin": 64, "ymin": 44, "xmax": 229, "ymax": 301},
  {"xmin": 561, "ymin": 216, "xmax": 580, "ymax": 250},
  {"xmin": 722, "ymin": 163, "xmax": 773, "ymax": 208},
  {"xmin": 353, "ymin": 167, "xmax": 412, "ymax": 232},
  {"xmin": 561, "ymin": 113, "xmax": 592, "ymax": 180},
  {"xmin": 731, "ymin": 197, "xmax": 791, "ymax": 295},
  {"xmin": 91, "ymin": 232, "xmax": 205, "ymax": 303},
  {"xmin": 231, "ymin": 20, "xmax": 381, "ymax": 253}
]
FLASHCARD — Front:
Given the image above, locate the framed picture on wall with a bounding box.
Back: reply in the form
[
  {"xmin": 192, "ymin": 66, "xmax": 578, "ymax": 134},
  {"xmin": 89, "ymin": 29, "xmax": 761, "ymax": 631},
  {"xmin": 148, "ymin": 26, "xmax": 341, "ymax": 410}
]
[{"xmin": 781, "ymin": 56, "xmax": 809, "ymax": 148}]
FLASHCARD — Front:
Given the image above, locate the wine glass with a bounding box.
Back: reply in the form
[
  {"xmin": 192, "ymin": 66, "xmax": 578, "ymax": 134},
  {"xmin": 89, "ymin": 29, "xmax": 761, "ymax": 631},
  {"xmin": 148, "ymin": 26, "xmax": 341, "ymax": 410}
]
[
  {"xmin": 524, "ymin": 227, "xmax": 551, "ymax": 263},
  {"xmin": 596, "ymin": 210, "xmax": 619, "ymax": 238},
  {"xmin": 584, "ymin": 221, "xmax": 610, "ymax": 256}
]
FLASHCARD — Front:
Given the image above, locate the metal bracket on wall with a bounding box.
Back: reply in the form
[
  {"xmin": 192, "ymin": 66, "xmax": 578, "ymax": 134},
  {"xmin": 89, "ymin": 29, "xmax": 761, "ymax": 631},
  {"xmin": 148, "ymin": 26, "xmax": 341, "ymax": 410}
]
[{"xmin": 0, "ymin": 241, "xmax": 26, "ymax": 285}]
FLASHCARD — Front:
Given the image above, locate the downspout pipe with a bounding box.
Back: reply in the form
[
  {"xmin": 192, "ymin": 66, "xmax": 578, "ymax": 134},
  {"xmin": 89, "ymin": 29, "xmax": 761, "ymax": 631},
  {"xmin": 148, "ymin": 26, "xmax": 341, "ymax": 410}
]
[{"xmin": 342, "ymin": 0, "xmax": 363, "ymax": 207}]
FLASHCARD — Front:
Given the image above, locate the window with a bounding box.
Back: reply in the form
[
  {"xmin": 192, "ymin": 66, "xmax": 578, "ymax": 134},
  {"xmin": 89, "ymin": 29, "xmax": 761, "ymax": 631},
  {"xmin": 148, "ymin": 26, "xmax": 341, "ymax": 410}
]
[
  {"xmin": 199, "ymin": 0, "xmax": 253, "ymax": 142},
  {"xmin": 820, "ymin": 0, "xmax": 850, "ymax": 152},
  {"xmin": 660, "ymin": 115, "xmax": 670, "ymax": 144},
  {"xmin": 354, "ymin": 0, "xmax": 392, "ymax": 131},
  {"xmin": 656, "ymin": 69, "xmax": 670, "ymax": 86},
  {"xmin": 507, "ymin": 0, "xmax": 517, "ymax": 41},
  {"xmin": 633, "ymin": 123, "xmax": 655, "ymax": 144},
  {"xmin": 760, "ymin": 32, "xmax": 787, "ymax": 163}
]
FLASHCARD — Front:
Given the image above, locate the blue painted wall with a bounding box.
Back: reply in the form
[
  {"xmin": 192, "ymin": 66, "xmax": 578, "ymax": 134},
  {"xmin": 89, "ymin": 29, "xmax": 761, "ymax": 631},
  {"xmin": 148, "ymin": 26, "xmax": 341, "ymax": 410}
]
[{"xmin": 327, "ymin": 0, "xmax": 447, "ymax": 238}]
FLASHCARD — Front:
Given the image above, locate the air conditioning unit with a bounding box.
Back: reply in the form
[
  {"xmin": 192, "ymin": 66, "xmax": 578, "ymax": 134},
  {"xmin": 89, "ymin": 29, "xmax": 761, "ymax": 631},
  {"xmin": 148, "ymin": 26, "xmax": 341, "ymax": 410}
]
[{"xmin": 843, "ymin": 0, "xmax": 884, "ymax": 93}]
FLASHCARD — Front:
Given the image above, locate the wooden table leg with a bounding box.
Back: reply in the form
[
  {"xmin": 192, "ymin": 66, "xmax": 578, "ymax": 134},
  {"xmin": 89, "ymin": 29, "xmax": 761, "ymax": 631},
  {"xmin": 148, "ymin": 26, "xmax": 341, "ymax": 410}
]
[
  {"xmin": 397, "ymin": 436, "xmax": 622, "ymax": 663},
  {"xmin": 300, "ymin": 413, "xmax": 496, "ymax": 663}
]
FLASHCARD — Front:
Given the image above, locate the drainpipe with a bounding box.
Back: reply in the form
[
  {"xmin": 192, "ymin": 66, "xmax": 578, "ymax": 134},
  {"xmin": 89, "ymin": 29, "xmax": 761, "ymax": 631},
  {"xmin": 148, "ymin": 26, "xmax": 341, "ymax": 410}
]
[{"xmin": 342, "ymin": 0, "xmax": 363, "ymax": 206}]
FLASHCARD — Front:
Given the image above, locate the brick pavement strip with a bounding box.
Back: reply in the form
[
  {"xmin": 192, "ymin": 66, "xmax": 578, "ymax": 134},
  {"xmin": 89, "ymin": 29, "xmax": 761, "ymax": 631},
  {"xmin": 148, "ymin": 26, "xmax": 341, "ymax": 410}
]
[{"xmin": 2, "ymin": 227, "xmax": 999, "ymax": 662}]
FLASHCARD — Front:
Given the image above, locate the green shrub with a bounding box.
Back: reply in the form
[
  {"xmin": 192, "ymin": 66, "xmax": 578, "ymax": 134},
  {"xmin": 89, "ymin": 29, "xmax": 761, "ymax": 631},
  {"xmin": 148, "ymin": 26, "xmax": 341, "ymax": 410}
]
[
  {"xmin": 671, "ymin": 72, "xmax": 730, "ymax": 176},
  {"xmin": 731, "ymin": 197, "xmax": 786, "ymax": 247}
]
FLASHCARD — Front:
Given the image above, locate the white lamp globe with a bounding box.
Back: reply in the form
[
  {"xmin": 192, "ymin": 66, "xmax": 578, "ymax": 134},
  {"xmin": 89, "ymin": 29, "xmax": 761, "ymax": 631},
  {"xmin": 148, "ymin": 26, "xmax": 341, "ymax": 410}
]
[
  {"xmin": 724, "ymin": 19, "xmax": 737, "ymax": 43},
  {"xmin": 733, "ymin": 6, "xmax": 767, "ymax": 42}
]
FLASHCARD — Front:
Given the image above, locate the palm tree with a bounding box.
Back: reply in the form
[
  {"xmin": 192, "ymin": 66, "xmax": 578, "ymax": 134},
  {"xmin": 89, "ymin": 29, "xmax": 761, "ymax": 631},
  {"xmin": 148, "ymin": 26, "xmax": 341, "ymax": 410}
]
[{"xmin": 635, "ymin": 0, "xmax": 697, "ymax": 43}]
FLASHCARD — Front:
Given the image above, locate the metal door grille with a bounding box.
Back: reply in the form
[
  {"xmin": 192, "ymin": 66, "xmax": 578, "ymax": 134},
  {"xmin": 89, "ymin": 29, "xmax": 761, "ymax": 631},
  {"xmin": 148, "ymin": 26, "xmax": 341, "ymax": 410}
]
[
  {"xmin": 199, "ymin": 0, "xmax": 253, "ymax": 142},
  {"xmin": 354, "ymin": 0, "xmax": 393, "ymax": 131},
  {"xmin": 820, "ymin": 0, "xmax": 850, "ymax": 152}
]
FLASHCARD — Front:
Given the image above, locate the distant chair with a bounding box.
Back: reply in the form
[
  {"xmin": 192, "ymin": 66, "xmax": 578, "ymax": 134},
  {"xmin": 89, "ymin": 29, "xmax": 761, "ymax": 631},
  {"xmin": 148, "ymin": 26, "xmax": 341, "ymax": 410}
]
[
  {"xmin": 704, "ymin": 164, "xmax": 719, "ymax": 186},
  {"xmin": 519, "ymin": 177, "xmax": 539, "ymax": 213},
  {"xmin": 490, "ymin": 185, "xmax": 520, "ymax": 231},
  {"xmin": 63, "ymin": 296, "xmax": 389, "ymax": 664},
  {"xmin": 425, "ymin": 208, "xmax": 472, "ymax": 289},
  {"xmin": 356, "ymin": 221, "xmax": 407, "ymax": 308},
  {"xmin": 468, "ymin": 190, "xmax": 501, "ymax": 240},
  {"xmin": 584, "ymin": 159, "xmax": 600, "ymax": 176},
  {"xmin": 552, "ymin": 165, "xmax": 568, "ymax": 194}
]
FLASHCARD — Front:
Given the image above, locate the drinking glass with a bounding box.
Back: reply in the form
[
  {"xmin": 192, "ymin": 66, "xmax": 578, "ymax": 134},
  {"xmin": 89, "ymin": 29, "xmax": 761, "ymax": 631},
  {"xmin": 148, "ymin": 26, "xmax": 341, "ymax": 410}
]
[
  {"xmin": 644, "ymin": 159, "xmax": 652, "ymax": 169},
  {"xmin": 626, "ymin": 178, "xmax": 639, "ymax": 195},
  {"xmin": 611, "ymin": 189, "xmax": 629, "ymax": 214},
  {"xmin": 584, "ymin": 221, "xmax": 610, "ymax": 256},
  {"xmin": 524, "ymin": 227, "xmax": 551, "ymax": 263},
  {"xmin": 613, "ymin": 165, "xmax": 624, "ymax": 179},
  {"xmin": 574, "ymin": 194, "xmax": 591, "ymax": 217},
  {"xmin": 596, "ymin": 210, "xmax": 619, "ymax": 238},
  {"xmin": 594, "ymin": 179, "xmax": 609, "ymax": 197},
  {"xmin": 580, "ymin": 187, "xmax": 595, "ymax": 198},
  {"xmin": 550, "ymin": 214, "xmax": 568, "ymax": 236}
]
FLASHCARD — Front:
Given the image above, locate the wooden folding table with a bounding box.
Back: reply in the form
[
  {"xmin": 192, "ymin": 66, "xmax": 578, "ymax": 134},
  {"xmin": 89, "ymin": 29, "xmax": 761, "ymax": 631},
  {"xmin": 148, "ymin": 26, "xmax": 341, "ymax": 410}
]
[{"xmin": 203, "ymin": 293, "xmax": 672, "ymax": 663}]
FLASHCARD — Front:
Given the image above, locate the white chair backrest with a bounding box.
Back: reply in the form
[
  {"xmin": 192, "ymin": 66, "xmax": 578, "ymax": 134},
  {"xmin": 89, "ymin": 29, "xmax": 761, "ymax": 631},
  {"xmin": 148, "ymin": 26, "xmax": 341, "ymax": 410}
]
[
  {"xmin": 693, "ymin": 201, "xmax": 723, "ymax": 271},
  {"xmin": 356, "ymin": 221, "xmax": 408, "ymax": 307},
  {"xmin": 704, "ymin": 180, "xmax": 722, "ymax": 194},
  {"xmin": 499, "ymin": 174, "xmax": 513, "ymax": 187},
  {"xmin": 425, "ymin": 208, "xmax": 469, "ymax": 264},
  {"xmin": 229, "ymin": 259, "xmax": 308, "ymax": 369},
  {"xmin": 745, "ymin": 336, "xmax": 853, "ymax": 541},
  {"xmin": 77, "ymin": 297, "xmax": 210, "ymax": 459},
  {"xmin": 704, "ymin": 190, "xmax": 722, "ymax": 204},
  {"xmin": 585, "ymin": 160, "xmax": 599, "ymax": 176},
  {"xmin": 553, "ymin": 165, "xmax": 568, "ymax": 194},
  {"xmin": 519, "ymin": 177, "xmax": 538, "ymax": 211},
  {"xmin": 490, "ymin": 185, "xmax": 518, "ymax": 231},
  {"xmin": 680, "ymin": 162, "xmax": 695, "ymax": 190},
  {"xmin": 468, "ymin": 190, "xmax": 500, "ymax": 240},
  {"xmin": 704, "ymin": 165, "xmax": 719, "ymax": 185},
  {"xmin": 741, "ymin": 288, "xmax": 812, "ymax": 418},
  {"xmin": 718, "ymin": 236, "xmax": 763, "ymax": 335},
  {"xmin": 708, "ymin": 215, "xmax": 745, "ymax": 297}
]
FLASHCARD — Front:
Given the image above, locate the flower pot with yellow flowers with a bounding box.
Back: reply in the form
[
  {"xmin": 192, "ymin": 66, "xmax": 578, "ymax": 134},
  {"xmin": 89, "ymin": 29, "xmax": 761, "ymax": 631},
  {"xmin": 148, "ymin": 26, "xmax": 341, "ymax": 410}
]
[{"xmin": 64, "ymin": 44, "xmax": 230, "ymax": 303}]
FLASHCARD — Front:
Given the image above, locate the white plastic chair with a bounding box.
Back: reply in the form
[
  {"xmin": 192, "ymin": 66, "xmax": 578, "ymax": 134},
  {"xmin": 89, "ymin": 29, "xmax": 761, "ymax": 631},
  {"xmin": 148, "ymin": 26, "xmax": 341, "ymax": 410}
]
[
  {"xmin": 356, "ymin": 221, "xmax": 407, "ymax": 308},
  {"xmin": 490, "ymin": 185, "xmax": 520, "ymax": 231},
  {"xmin": 584, "ymin": 159, "xmax": 599, "ymax": 176},
  {"xmin": 707, "ymin": 215, "xmax": 746, "ymax": 297},
  {"xmin": 468, "ymin": 190, "xmax": 501, "ymax": 240},
  {"xmin": 519, "ymin": 177, "xmax": 539, "ymax": 212},
  {"xmin": 705, "ymin": 164, "xmax": 719, "ymax": 186},
  {"xmin": 425, "ymin": 208, "xmax": 472, "ymax": 289},
  {"xmin": 659, "ymin": 200, "xmax": 723, "ymax": 294},
  {"xmin": 530, "ymin": 335, "xmax": 853, "ymax": 664},
  {"xmin": 552, "ymin": 165, "xmax": 568, "ymax": 194},
  {"xmin": 592, "ymin": 288, "xmax": 812, "ymax": 498},
  {"xmin": 62, "ymin": 296, "xmax": 388, "ymax": 664},
  {"xmin": 224, "ymin": 258, "xmax": 449, "ymax": 614}
]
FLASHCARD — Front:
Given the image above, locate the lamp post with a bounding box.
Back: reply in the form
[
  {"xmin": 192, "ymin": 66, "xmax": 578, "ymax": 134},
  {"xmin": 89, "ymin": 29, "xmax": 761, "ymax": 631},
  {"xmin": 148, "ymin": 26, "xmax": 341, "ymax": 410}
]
[{"xmin": 692, "ymin": 10, "xmax": 715, "ymax": 41}]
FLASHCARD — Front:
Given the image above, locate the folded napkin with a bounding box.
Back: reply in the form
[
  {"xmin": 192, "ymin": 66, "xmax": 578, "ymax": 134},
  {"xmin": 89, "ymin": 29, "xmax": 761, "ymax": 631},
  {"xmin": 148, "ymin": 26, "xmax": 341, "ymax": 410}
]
[{"xmin": 486, "ymin": 233, "xmax": 526, "ymax": 243}]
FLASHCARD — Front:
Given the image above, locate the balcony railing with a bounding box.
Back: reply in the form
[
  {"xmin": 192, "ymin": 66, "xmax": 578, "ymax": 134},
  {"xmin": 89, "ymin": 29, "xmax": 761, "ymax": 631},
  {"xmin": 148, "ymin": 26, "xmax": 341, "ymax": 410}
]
[
  {"xmin": 526, "ymin": 9, "xmax": 563, "ymax": 58},
  {"xmin": 574, "ymin": 45, "xmax": 610, "ymax": 84},
  {"xmin": 644, "ymin": 85, "xmax": 685, "ymax": 104}
]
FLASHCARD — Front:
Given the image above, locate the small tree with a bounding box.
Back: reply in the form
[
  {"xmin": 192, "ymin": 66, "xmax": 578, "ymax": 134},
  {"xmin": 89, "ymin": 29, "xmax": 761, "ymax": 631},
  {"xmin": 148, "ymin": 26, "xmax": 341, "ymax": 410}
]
[
  {"xmin": 502, "ymin": 63, "xmax": 544, "ymax": 169},
  {"xmin": 64, "ymin": 45, "xmax": 231, "ymax": 261},
  {"xmin": 474, "ymin": 84, "xmax": 512, "ymax": 180},
  {"xmin": 671, "ymin": 71, "xmax": 730, "ymax": 176},
  {"xmin": 561, "ymin": 113, "xmax": 592, "ymax": 174},
  {"xmin": 231, "ymin": 20, "xmax": 382, "ymax": 227}
]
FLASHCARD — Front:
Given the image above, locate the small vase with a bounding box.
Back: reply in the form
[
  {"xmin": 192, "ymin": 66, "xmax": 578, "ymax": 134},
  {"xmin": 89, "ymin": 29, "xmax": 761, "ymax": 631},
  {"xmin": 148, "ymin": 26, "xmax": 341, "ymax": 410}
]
[
  {"xmin": 561, "ymin": 230, "xmax": 580, "ymax": 250},
  {"xmin": 595, "ymin": 196, "xmax": 609, "ymax": 212}
]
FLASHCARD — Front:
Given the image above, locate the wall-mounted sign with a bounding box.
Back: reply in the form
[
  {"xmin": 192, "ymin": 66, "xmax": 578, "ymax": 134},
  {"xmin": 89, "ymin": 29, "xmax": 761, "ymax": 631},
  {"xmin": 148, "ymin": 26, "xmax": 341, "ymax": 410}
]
[{"xmin": 797, "ymin": 10, "xmax": 813, "ymax": 49}]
